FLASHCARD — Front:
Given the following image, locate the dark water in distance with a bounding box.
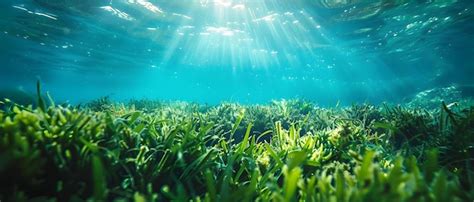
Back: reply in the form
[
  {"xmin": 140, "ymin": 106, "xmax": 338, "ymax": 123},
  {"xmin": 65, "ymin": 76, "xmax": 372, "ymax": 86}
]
[{"xmin": 0, "ymin": 0, "xmax": 473, "ymax": 105}]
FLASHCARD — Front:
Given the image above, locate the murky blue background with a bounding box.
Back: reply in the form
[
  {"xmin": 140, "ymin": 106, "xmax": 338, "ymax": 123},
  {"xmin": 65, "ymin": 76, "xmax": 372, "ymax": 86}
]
[{"xmin": 0, "ymin": 0, "xmax": 473, "ymax": 105}]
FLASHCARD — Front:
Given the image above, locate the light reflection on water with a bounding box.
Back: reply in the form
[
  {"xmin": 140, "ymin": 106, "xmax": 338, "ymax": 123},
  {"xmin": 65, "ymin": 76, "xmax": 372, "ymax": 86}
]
[{"xmin": 0, "ymin": 0, "xmax": 473, "ymax": 104}]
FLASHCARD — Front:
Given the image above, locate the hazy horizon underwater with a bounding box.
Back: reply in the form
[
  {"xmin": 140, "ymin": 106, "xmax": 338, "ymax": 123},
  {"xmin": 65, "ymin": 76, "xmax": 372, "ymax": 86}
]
[{"xmin": 1, "ymin": 0, "xmax": 474, "ymax": 201}]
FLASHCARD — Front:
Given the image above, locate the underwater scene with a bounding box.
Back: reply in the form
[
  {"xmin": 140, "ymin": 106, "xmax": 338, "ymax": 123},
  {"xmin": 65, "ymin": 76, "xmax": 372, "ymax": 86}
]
[{"xmin": 1, "ymin": 0, "xmax": 474, "ymax": 201}]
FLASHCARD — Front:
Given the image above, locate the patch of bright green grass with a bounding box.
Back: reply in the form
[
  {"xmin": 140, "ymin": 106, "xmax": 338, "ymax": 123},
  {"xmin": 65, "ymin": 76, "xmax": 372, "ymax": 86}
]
[{"xmin": 0, "ymin": 91, "xmax": 473, "ymax": 201}]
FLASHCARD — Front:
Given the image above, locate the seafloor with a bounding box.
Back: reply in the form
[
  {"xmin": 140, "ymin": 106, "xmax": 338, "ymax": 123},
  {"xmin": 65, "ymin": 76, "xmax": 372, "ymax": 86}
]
[{"xmin": 0, "ymin": 86, "xmax": 473, "ymax": 201}]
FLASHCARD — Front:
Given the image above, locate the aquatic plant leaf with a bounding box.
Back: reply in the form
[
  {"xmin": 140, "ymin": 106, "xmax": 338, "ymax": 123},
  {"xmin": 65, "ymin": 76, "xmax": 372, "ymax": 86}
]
[
  {"xmin": 424, "ymin": 149, "xmax": 439, "ymax": 183},
  {"xmin": 204, "ymin": 169, "xmax": 217, "ymax": 201},
  {"xmin": 431, "ymin": 171, "xmax": 448, "ymax": 202},
  {"xmin": 265, "ymin": 143, "xmax": 284, "ymax": 166},
  {"xmin": 239, "ymin": 123, "xmax": 253, "ymax": 153},
  {"xmin": 133, "ymin": 123, "xmax": 146, "ymax": 134},
  {"xmin": 245, "ymin": 168, "xmax": 259, "ymax": 200},
  {"xmin": 180, "ymin": 149, "xmax": 215, "ymax": 180},
  {"xmin": 127, "ymin": 111, "xmax": 141, "ymax": 124},
  {"xmin": 36, "ymin": 80, "xmax": 46, "ymax": 111},
  {"xmin": 46, "ymin": 92, "xmax": 55, "ymax": 107},
  {"xmin": 134, "ymin": 192, "xmax": 146, "ymax": 202},
  {"xmin": 231, "ymin": 108, "xmax": 245, "ymax": 137},
  {"xmin": 335, "ymin": 168, "xmax": 345, "ymax": 201},
  {"xmin": 373, "ymin": 122, "xmax": 398, "ymax": 132},
  {"xmin": 284, "ymin": 166, "xmax": 302, "ymax": 201},
  {"xmin": 92, "ymin": 155, "xmax": 107, "ymax": 200},
  {"xmin": 287, "ymin": 150, "xmax": 307, "ymax": 170},
  {"xmin": 357, "ymin": 150, "xmax": 375, "ymax": 185}
]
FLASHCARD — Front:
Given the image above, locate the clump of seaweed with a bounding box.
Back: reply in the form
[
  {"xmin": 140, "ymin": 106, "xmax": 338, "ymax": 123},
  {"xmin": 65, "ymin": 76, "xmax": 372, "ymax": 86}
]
[
  {"xmin": 83, "ymin": 96, "xmax": 113, "ymax": 112},
  {"xmin": 0, "ymin": 85, "xmax": 473, "ymax": 201}
]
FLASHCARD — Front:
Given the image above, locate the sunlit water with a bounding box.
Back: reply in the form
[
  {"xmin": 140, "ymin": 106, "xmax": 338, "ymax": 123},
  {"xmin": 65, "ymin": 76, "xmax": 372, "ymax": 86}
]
[{"xmin": 0, "ymin": 0, "xmax": 473, "ymax": 105}]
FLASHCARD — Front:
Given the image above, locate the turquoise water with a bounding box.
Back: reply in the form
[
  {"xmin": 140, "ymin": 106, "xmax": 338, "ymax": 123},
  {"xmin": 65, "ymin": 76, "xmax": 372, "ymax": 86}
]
[{"xmin": 0, "ymin": 0, "xmax": 473, "ymax": 105}]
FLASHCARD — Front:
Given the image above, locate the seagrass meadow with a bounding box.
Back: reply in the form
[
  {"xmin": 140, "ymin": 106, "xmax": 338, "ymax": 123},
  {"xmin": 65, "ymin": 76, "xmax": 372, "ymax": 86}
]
[{"xmin": 0, "ymin": 84, "xmax": 473, "ymax": 201}]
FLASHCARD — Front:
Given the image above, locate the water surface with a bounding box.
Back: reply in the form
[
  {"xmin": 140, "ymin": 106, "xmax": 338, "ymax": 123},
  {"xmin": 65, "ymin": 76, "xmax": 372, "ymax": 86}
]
[{"xmin": 0, "ymin": 0, "xmax": 473, "ymax": 105}]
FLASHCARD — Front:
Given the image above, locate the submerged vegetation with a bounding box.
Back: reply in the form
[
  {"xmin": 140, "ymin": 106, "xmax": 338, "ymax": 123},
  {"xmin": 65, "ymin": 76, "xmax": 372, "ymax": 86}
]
[{"xmin": 0, "ymin": 86, "xmax": 473, "ymax": 201}]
